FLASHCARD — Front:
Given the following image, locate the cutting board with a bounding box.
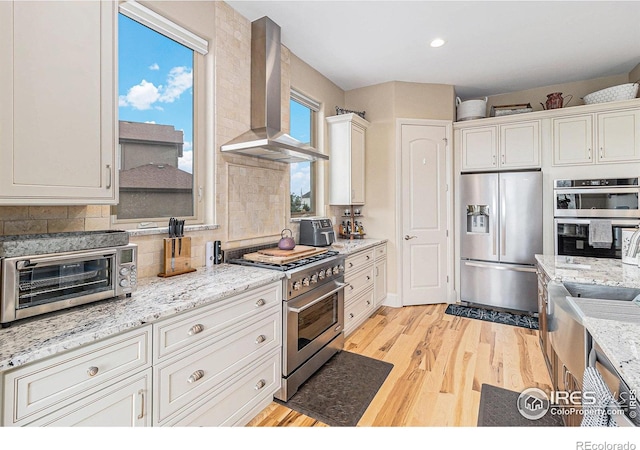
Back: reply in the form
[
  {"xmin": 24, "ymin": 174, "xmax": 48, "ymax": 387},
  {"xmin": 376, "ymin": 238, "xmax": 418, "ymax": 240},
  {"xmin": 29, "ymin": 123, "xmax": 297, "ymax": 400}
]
[
  {"xmin": 257, "ymin": 245, "xmax": 318, "ymax": 257},
  {"xmin": 244, "ymin": 247, "xmax": 328, "ymax": 264}
]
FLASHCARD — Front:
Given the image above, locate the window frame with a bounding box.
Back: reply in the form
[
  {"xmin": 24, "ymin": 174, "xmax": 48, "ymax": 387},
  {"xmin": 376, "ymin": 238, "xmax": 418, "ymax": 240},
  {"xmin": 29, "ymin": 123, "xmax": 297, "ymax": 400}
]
[
  {"xmin": 290, "ymin": 89, "xmax": 320, "ymax": 217},
  {"xmin": 111, "ymin": 1, "xmax": 207, "ymax": 229}
]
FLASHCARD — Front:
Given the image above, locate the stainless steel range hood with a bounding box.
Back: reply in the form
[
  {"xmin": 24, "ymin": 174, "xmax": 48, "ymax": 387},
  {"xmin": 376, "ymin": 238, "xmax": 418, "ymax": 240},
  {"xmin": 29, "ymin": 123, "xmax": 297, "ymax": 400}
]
[{"xmin": 220, "ymin": 17, "xmax": 328, "ymax": 163}]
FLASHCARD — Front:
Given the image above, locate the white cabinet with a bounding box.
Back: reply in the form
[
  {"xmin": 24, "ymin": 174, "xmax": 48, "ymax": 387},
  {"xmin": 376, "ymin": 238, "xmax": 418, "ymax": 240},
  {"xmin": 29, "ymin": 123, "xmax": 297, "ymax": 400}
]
[
  {"xmin": 0, "ymin": 1, "xmax": 117, "ymax": 204},
  {"xmin": 552, "ymin": 108, "xmax": 640, "ymax": 165},
  {"xmin": 343, "ymin": 245, "xmax": 383, "ymax": 337},
  {"xmin": 374, "ymin": 244, "xmax": 387, "ymax": 307},
  {"xmin": 152, "ymin": 281, "xmax": 282, "ymax": 427},
  {"xmin": 2, "ymin": 326, "xmax": 152, "ymax": 426},
  {"xmin": 459, "ymin": 121, "xmax": 541, "ymax": 171},
  {"xmin": 327, "ymin": 113, "xmax": 370, "ymax": 205}
]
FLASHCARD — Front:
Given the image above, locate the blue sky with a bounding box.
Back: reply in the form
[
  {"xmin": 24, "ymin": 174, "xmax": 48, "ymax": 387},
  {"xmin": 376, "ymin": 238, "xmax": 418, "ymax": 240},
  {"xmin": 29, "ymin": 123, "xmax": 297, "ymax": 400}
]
[
  {"xmin": 289, "ymin": 100, "xmax": 312, "ymax": 197},
  {"xmin": 118, "ymin": 14, "xmax": 194, "ymax": 173}
]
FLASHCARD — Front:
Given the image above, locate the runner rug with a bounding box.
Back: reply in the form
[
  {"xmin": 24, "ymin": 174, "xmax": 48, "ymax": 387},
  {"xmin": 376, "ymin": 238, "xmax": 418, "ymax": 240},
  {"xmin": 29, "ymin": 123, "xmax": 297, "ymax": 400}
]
[
  {"xmin": 445, "ymin": 304, "xmax": 539, "ymax": 330},
  {"xmin": 275, "ymin": 350, "xmax": 393, "ymax": 427}
]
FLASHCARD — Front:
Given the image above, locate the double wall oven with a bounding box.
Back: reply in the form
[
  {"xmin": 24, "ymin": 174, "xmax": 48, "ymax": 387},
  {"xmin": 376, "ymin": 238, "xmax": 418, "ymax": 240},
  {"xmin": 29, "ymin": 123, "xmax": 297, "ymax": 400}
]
[
  {"xmin": 227, "ymin": 245, "xmax": 346, "ymax": 401},
  {"xmin": 554, "ymin": 178, "xmax": 640, "ymax": 258}
]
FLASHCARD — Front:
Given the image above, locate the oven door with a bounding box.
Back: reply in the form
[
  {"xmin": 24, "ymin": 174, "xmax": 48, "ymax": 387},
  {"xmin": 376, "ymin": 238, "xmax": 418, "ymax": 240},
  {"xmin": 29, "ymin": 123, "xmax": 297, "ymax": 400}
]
[
  {"xmin": 2, "ymin": 249, "xmax": 117, "ymax": 323},
  {"xmin": 555, "ymin": 218, "xmax": 640, "ymax": 259},
  {"xmin": 554, "ymin": 187, "xmax": 640, "ymax": 218},
  {"xmin": 283, "ymin": 277, "xmax": 345, "ymax": 376}
]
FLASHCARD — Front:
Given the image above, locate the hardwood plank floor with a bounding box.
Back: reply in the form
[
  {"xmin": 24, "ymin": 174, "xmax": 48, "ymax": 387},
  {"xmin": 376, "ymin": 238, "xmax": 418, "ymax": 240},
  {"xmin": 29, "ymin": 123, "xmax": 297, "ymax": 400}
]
[{"xmin": 246, "ymin": 303, "xmax": 552, "ymax": 427}]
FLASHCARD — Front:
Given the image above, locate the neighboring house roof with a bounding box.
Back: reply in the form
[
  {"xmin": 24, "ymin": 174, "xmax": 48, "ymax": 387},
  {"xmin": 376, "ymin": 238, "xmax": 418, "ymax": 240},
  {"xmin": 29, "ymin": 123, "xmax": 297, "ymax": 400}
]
[
  {"xmin": 119, "ymin": 121, "xmax": 184, "ymax": 156},
  {"xmin": 301, "ymin": 191, "xmax": 311, "ymax": 199},
  {"xmin": 119, "ymin": 164, "xmax": 193, "ymax": 190}
]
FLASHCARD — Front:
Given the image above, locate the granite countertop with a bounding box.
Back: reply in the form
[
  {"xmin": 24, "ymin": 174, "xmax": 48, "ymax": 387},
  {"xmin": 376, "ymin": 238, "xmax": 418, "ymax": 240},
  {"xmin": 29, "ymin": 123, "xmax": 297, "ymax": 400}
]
[
  {"xmin": 536, "ymin": 254, "xmax": 640, "ymax": 393},
  {"xmin": 331, "ymin": 237, "xmax": 387, "ymax": 254},
  {"xmin": 0, "ymin": 265, "xmax": 284, "ymax": 371}
]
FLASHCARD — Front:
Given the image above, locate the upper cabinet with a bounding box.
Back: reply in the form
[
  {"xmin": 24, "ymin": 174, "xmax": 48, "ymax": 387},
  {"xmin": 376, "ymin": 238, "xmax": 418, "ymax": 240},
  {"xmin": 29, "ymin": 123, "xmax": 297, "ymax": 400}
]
[
  {"xmin": 458, "ymin": 120, "xmax": 541, "ymax": 172},
  {"xmin": 327, "ymin": 113, "xmax": 370, "ymax": 205},
  {"xmin": 0, "ymin": 1, "xmax": 117, "ymax": 205},
  {"xmin": 553, "ymin": 109, "xmax": 640, "ymax": 165}
]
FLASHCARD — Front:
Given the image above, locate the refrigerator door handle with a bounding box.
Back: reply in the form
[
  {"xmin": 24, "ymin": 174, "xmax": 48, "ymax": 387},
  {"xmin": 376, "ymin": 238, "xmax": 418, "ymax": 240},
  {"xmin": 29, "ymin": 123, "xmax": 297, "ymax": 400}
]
[
  {"xmin": 500, "ymin": 177, "xmax": 506, "ymax": 256},
  {"xmin": 463, "ymin": 261, "xmax": 537, "ymax": 273}
]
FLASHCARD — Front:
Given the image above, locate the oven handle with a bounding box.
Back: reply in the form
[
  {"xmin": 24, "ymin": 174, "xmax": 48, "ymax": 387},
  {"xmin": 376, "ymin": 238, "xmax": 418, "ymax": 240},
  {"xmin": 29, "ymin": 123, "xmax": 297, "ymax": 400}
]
[
  {"xmin": 15, "ymin": 248, "xmax": 117, "ymax": 269},
  {"xmin": 288, "ymin": 282, "xmax": 348, "ymax": 314},
  {"xmin": 554, "ymin": 187, "xmax": 640, "ymax": 195}
]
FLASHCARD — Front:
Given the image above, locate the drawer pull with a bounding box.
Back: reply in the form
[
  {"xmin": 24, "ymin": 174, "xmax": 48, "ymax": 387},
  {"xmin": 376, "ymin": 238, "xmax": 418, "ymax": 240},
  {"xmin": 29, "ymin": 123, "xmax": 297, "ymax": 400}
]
[
  {"xmin": 348, "ymin": 262, "xmax": 353, "ymax": 268},
  {"xmin": 255, "ymin": 298, "xmax": 266, "ymax": 307},
  {"xmin": 137, "ymin": 389, "xmax": 145, "ymax": 420},
  {"xmin": 87, "ymin": 366, "xmax": 99, "ymax": 377},
  {"xmin": 188, "ymin": 324, "xmax": 204, "ymax": 336},
  {"xmin": 349, "ymin": 313, "xmax": 355, "ymax": 319},
  {"xmin": 366, "ymin": 300, "xmax": 371, "ymax": 306},
  {"xmin": 255, "ymin": 379, "xmax": 267, "ymax": 390},
  {"xmin": 187, "ymin": 369, "xmax": 205, "ymax": 384},
  {"xmin": 366, "ymin": 275, "xmax": 371, "ymax": 281},
  {"xmin": 350, "ymin": 285, "xmax": 354, "ymax": 291},
  {"xmin": 255, "ymin": 334, "xmax": 267, "ymax": 344},
  {"xmin": 366, "ymin": 255, "xmax": 370, "ymax": 260}
]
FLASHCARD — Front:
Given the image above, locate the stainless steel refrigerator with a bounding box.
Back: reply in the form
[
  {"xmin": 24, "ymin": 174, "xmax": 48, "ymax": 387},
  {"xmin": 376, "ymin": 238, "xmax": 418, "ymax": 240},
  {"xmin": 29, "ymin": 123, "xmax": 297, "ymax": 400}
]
[{"xmin": 460, "ymin": 170, "xmax": 542, "ymax": 313}]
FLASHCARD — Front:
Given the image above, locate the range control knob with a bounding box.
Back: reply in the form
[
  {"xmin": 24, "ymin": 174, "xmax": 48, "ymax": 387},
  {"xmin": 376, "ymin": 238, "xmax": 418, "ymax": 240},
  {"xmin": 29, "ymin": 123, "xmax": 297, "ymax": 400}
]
[
  {"xmin": 292, "ymin": 281, "xmax": 302, "ymax": 291},
  {"xmin": 119, "ymin": 267, "xmax": 130, "ymax": 276},
  {"xmin": 310, "ymin": 273, "xmax": 318, "ymax": 284},
  {"xmin": 339, "ymin": 264, "xmax": 345, "ymax": 272},
  {"xmin": 119, "ymin": 279, "xmax": 130, "ymax": 288},
  {"xmin": 332, "ymin": 266, "xmax": 339, "ymax": 275},
  {"xmin": 302, "ymin": 277, "xmax": 310, "ymax": 287},
  {"xmin": 318, "ymin": 270, "xmax": 326, "ymax": 280}
]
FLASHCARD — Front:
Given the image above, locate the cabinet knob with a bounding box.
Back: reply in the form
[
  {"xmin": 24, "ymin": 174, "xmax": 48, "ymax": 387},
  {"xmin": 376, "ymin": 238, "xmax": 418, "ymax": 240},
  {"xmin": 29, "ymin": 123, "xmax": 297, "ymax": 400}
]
[
  {"xmin": 255, "ymin": 298, "xmax": 266, "ymax": 307},
  {"xmin": 255, "ymin": 334, "xmax": 267, "ymax": 344},
  {"xmin": 188, "ymin": 323, "xmax": 204, "ymax": 336},
  {"xmin": 349, "ymin": 313, "xmax": 355, "ymax": 319},
  {"xmin": 366, "ymin": 300, "xmax": 371, "ymax": 306},
  {"xmin": 187, "ymin": 369, "xmax": 205, "ymax": 384},
  {"xmin": 87, "ymin": 366, "xmax": 99, "ymax": 377},
  {"xmin": 366, "ymin": 275, "xmax": 371, "ymax": 281},
  {"xmin": 255, "ymin": 379, "xmax": 267, "ymax": 390}
]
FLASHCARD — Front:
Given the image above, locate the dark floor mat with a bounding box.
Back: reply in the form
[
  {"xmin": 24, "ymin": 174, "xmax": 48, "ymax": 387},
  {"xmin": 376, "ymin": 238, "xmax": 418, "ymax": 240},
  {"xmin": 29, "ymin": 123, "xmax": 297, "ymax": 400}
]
[
  {"xmin": 478, "ymin": 384, "xmax": 563, "ymax": 427},
  {"xmin": 445, "ymin": 304, "xmax": 539, "ymax": 330},
  {"xmin": 275, "ymin": 351, "xmax": 393, "ymax": 427}
]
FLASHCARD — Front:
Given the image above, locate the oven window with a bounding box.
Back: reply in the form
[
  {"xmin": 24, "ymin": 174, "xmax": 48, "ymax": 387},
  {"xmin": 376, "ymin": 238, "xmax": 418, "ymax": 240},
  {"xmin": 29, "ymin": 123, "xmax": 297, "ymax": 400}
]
[
  {"xmin": 18, "ymin": 258, "xmax": 113, "ymax": 309},
  {"xmin": 297, "ymin": 293, "xmax": 338, "ymax": 351},
  {"xmin": 556, "ymin": 192, "xmax": 638, "ymax": 211},
  {"xmin": 557, "ymin": 223, "xmax": 622, "ymax": 259}
]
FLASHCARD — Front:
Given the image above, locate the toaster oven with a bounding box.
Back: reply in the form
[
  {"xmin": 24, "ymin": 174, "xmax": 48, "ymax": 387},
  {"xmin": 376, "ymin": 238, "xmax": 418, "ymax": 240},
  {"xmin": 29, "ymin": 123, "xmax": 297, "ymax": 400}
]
[
  {"xmin": 299, "ymin": 218, "xmax": 336, "ymax": 247},
  {"xmin": 1, "ymin": 244, "xmax": 137, "ymax": 326}
]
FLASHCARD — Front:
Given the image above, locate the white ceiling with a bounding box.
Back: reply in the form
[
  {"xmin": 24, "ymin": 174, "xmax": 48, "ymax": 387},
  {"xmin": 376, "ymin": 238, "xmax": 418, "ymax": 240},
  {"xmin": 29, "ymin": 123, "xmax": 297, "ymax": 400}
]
[{"xmin": 226, "ymin": 1, "xmax": 640, "ymax": 99}]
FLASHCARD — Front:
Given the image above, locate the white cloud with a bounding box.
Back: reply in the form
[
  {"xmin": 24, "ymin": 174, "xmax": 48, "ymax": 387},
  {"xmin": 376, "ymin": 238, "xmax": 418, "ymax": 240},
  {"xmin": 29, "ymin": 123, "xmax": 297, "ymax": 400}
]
[
  {"xmin": 144, "ymin": 121, "xmax": 156, "ymax": 124},
  {"xmin": 119, "ymin": 79, "xmax": 160, "ymax": 110},
  {"xmin": 149, "ymin": 63, "xmax": 159, "ymax": 70},
  {"xmin": 183, "ymin": 141, "xmax": 193, "ymax": 151},
  {"xmin": 178, "ymin": 149, "xmax": 193, "ymax": 174},
  {"xmin": 158, "ymin": 67, "xmax": 193, "ymax": 103}
]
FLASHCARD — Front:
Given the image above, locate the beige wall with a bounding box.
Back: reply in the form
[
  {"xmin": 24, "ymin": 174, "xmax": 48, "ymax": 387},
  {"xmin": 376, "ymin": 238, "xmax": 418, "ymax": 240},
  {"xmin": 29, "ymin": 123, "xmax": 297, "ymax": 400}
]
[{"xmin": 344, "ymin": 81, "xmax": 455, "ymax": 296}]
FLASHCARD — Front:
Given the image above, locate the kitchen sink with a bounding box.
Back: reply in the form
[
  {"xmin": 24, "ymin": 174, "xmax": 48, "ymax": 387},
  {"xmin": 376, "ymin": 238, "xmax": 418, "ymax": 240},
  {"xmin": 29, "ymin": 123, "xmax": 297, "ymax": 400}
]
[{"xmin": 562, "ymin": 282, "xmax": 640, "ymax": 301}]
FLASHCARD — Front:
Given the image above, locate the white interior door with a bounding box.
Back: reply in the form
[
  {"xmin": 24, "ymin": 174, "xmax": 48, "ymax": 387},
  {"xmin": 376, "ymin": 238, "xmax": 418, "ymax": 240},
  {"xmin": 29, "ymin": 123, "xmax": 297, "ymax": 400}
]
[{"xmin": 400, "ymin": 122, "xmax": 450, "ymax": 306}]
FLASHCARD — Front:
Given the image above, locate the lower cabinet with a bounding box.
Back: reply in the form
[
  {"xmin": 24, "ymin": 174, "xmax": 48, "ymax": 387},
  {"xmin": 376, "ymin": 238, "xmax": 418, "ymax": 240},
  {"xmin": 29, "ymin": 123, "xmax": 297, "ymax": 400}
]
[
  {"xmin": 1, "ymin": 280, "xmax": 284, "ymax": 427},
  {"xmin": 343, "ymin": 243, "xmax": 387, "ymax": 337}
]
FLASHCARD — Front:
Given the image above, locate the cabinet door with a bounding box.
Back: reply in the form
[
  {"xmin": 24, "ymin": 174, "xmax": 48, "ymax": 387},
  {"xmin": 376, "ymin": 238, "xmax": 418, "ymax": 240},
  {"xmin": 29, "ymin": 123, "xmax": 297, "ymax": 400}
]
[
  {"xmin": 0, "ymin": 1, "xmax": 116, "ymax": 204},
  {"xmin": 29, "ymin": 369, "xmax": 151, "ymax": 427},
  {"xmin": 499, "ymin": 121, "xmax": 541, "ymax": 169},
  {"xmin": 374, "ymin": 257, "xmax": 387, "ymax": 307},
  {"xmin": 350, "ymin": 124, "xmax": 366, "ymax": 205},
  {"xmin": 552, "ymin": 115, "xmax": 594, "ymax": 165},
  {"xmin": 597, "ymin": 109, "xmax": 640, "ymax": 163},
  {"xmin": 461, "ymin": 126, "xmax": 497, "ymax": 171}
]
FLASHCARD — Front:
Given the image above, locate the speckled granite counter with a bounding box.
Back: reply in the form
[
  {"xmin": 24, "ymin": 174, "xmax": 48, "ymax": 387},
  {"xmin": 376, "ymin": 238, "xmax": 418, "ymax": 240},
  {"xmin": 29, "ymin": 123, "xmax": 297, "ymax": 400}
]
[
  {"xmin": 0, "ymin": 265, "xmax": 284, "ymax": 371},
  {"xmin": 536, "ymin": 254, "xmax": 640, "ymax": 393},
  {"xmin": 331, "ymin": 237, "xmax": 387, "ymax": 254}
]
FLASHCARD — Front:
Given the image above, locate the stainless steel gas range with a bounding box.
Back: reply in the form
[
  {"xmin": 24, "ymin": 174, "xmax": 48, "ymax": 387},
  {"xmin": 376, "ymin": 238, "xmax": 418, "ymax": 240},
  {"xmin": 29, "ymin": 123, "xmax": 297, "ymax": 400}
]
[{"xmin": 227, "ymin": 244, "xmax": 346, "ymax": 401}]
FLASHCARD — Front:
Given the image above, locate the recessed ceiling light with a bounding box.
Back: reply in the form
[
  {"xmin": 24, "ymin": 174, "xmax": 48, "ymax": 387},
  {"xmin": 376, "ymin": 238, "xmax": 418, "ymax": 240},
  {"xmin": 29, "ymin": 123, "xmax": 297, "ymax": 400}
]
[{"xmin": 430, "ymin": 38, "xmax": 446, "ymax": 48}]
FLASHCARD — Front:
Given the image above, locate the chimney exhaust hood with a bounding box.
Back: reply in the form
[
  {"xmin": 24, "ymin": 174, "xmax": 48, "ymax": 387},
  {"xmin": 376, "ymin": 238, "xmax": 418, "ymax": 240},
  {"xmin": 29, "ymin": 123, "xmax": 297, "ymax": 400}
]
[{"xmin": 220, "ymin": 17, "xmax": 328, "ymax": 164}]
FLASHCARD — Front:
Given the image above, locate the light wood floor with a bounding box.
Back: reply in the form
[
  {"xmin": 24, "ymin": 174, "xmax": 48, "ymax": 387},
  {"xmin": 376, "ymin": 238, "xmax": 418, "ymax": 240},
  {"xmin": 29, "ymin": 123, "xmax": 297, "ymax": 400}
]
[{"xmin": 246, "ymin": 303, "xmax": 552, "ymax": 427}]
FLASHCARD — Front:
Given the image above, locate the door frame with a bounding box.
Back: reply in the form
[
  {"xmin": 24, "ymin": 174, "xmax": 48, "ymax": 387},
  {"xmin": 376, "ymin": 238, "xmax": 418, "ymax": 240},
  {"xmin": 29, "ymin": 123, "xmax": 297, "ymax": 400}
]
[{"xmin": 395, "ymin": 118, "xmax": 455, "ymax": 306}]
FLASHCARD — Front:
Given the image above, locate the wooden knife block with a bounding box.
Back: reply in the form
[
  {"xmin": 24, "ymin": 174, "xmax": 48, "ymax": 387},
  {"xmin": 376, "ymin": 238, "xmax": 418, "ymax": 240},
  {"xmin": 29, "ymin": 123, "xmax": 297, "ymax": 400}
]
[{"xmin": 158, "ymin": 236, "xmax": 196, "ymax": 277}]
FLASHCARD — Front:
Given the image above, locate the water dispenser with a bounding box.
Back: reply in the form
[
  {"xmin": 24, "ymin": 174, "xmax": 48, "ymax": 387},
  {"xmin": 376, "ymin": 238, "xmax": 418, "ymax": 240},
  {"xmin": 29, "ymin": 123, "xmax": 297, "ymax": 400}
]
[{"xmin": 467, "ymin": 205, "xmax": 489, "ymax": 234}]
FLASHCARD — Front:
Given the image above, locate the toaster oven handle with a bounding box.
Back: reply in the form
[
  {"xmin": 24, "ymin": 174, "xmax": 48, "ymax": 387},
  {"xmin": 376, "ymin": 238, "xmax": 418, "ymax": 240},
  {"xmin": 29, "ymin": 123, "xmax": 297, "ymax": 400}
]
[
  {"xmin": 288, "ymin": 282, "xmax": 348, "ymax": 314},
  {"xmin": 15, "ymin": 248, "xmax": 118, "ymax": 269}
]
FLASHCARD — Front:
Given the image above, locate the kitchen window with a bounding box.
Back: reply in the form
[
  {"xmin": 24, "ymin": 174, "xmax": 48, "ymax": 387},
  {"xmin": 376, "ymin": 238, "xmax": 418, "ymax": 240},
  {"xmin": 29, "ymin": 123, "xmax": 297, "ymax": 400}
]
[
  {"xmin": 290, "ymin": 90, "xmax": 319, "ymax": 216},
  {"xmin": 114, "ymin": 2, "xmax": 207, "ymax": 224}
]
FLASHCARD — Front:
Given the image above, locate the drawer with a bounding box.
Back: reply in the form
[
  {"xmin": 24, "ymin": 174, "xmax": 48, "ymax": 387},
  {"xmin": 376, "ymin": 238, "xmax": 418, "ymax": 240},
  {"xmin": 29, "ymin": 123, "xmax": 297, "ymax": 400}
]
[
  {"xmin": 374, "ymin": 243, "xmax": 387, "ymax": 260},
  {"xmin": 345, "ymin": 264, "xmax": 375, "ymax": 301},
  {"xmin": 3, "ymin": 326, "xmax": 151, "ymax": 426},
  {"xmin": 153, "ymin": 281, "xmax": 281, "ymax": 362},
  {"xmin": 153, "ymin": 312, "xmax": 281, "ymax": 424},
  {"xmin": 165, "ymin": 349, "xmax": 281, "ymax": 426},
  {"xmin": 345, "ymin": 249, "xmax": 374, "ymax": 274},
  {"xmin": 344, "ymin": 288, "xmax": 375, "ymax": 336}
]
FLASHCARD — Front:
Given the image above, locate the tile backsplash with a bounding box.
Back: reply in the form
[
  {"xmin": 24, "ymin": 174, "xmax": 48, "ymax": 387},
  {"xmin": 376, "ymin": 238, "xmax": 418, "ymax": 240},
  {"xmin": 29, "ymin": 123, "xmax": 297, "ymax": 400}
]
[{"xmin": 0, "ymin": 206, "xmax": 111, "ymax": 235}]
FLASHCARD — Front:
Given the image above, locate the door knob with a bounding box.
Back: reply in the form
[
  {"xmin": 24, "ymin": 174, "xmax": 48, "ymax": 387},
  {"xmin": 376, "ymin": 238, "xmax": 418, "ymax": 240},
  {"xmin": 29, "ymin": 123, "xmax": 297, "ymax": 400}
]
[{"xmin": 404, "ymin": 235, "xmax": 417, "ymax": 240}]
